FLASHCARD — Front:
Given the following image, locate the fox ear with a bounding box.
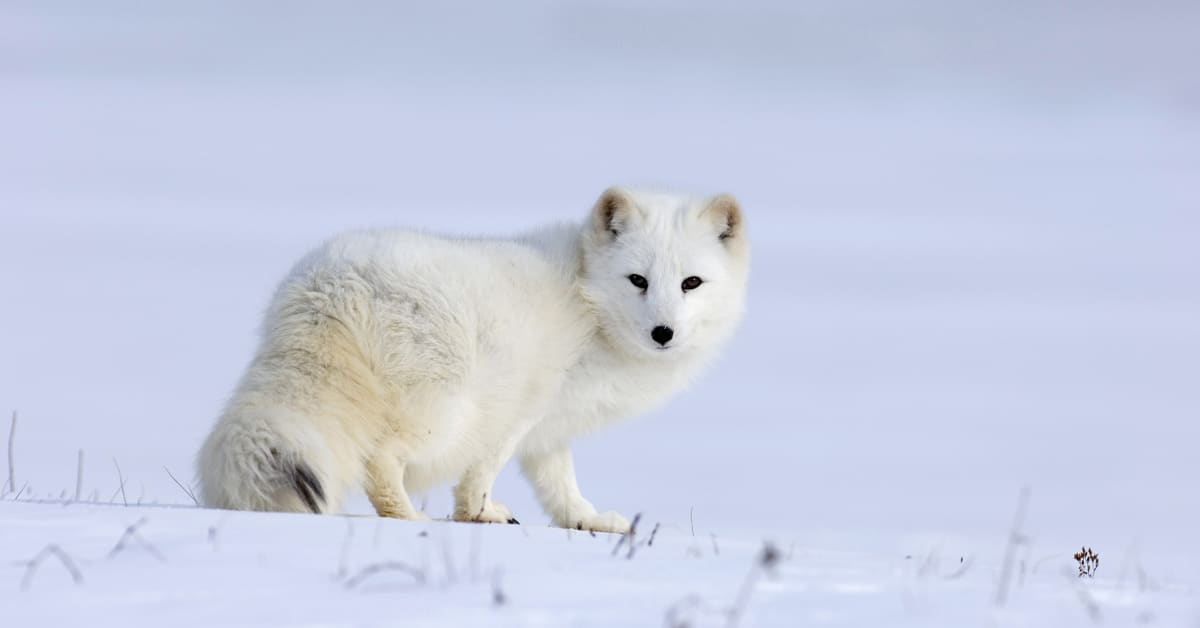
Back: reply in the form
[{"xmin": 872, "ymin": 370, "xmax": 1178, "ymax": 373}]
[
  {"xmin": 702, "ymin": 194, "xmax": 745, "ymax": 245},
  {"xmin": 591, "ymin": 187, "xmax": 639, "ymax": 241}
]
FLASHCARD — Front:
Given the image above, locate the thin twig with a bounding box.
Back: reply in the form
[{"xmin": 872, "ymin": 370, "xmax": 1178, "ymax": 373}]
[
  {"xmin": 995, "ymin": 485, "xmax": 1031, "ymax": 607},
  {"xmin": 74, "ymin": 450, "xmax": 84, "ymax": 502},
  {"xmin": 726, "ymin": 543, "xmax": 781, "ymax": 628},
  {"xmin": 468, "ymin": 525, "xmax": 482, "ymax": 582},
  {"xmin": 164, "ymin": 466, "xmax": 199, "ymax": 506},
  {"xmin": 943, "ymin": 556, "xmax": 974, "ymax": 580},
  {"xmin": 665, "ymin": 595, "xmax": 707, "ymax": 628},
  {"xmin": 108, "ymin": 517, "xmax": 166, "ymax": 562},
  {"xmin": 1071, "ymin": 573, "xmax": 1103, "ymax": 623},
  {"xmin": 5, "ymin": 410, "xmax": 16, "ymax": 494},
  {"xmin": 336, "ymin": 520, "xmax": 355, "ymax": 580},
  {"xmin": 343, "ymin": 561, "xmax": 426, "ymax": 589},
  {"xmin": 207, "ymin": 514, "xmax": 229, "ymax": 552},
  {"xmin": 611, "ymin": 513, "xmax": 642, "ymax": 558},
  {"xmin": 21, "ymin": 544, "xmax": 84, "ymax": 590},
  {"xmin": 690, "ymin": 506, "xmax": 695, "ymax": 537},
  {"xmin": 112, "ymin": 458, "xmax": 127, "ymax": 507},
  {"xmin": 440, "ymin": 529, "xmax": 458, "ymax": 585},
  {"xmin": 491, "ymin": 566, "xmax": 507, "ymax": 606},
  {"xmin": 625, "ymin": 516, "xmax": 650, "ymax": 559},
  {"xmin": 647, "ymin": 522, "xmax": 661, "ymax": 547},
  {"xmin": 915, "ymin": 546, "xmax": 938, "ymax": 578},
  {"xmin": 17, "ymin": 495, "xmax": 199, "ymax": 510}
]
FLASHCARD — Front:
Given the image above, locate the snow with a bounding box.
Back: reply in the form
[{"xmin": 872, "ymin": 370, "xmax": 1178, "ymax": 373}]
[
  {"xmin": 2, "ymin": 0, "xmax": 1199, "ymax": 625},
  {"xmin": 2, "ymin": 500, "xmax": 1191, "ymax": 627}
]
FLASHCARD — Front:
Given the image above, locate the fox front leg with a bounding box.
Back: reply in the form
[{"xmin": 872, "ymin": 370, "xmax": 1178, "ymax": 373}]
[{"xmin": 520, "ymin": 446, "xmax": 630, "ymax": 534}]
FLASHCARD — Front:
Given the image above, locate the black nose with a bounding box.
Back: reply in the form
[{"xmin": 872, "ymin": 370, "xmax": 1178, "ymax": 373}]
[{"xmin": 651, "ymin": 326, "xmax": 674, "ymax": 346}]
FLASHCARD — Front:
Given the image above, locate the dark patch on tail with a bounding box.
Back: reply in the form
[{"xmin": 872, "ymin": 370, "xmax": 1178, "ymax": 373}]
[{"xmin": 290, "ymin": 463, "xmax": 326, "ymax": 514}]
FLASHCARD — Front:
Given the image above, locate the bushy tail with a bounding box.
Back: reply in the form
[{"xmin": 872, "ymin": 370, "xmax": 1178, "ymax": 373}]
[
  {"xmin": 196, "ymin": 411, "xmax": 329, "ymax": 514},
  {"xmin": 289, "ymin": 461, "xmax": 325, "ymax": 513}
]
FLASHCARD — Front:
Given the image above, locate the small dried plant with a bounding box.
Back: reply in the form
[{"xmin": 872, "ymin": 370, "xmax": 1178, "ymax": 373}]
[{"xmin": 1073, "ymin": 546, "xmax": 1099, "ymax": 578}]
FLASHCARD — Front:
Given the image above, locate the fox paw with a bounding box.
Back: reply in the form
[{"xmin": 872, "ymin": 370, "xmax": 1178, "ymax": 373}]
[
  {"xmin": 455, "ymin": 500, "xmax": 518, "ymax": 525},
  {"xmin": 567, "ymin": 511, "xmax": 631, "ymax": 535}
]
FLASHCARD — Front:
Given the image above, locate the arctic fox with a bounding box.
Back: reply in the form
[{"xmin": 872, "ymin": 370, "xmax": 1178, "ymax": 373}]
[{"xmin": 196, "ymin": 187, "xmax": 749, "ymax": 533}]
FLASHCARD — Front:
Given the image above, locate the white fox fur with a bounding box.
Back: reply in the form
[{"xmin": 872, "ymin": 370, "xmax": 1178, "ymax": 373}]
[{"xmin": 196, "ymin": 187, "xmax": 749, "ymax": 532}]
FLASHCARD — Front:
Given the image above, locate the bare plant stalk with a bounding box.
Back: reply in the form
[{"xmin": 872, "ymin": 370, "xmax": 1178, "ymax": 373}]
[
  {"xmin": 108, "ymin": 517, "xmax": 166, "ymax": 561},
  {"xmin": 943, "ymin": 556, "xmax": 974, "ymax": 580},
  {"xmin": 491, "ymin": 566, "xmax": 507, "ymax": 606},
  {"xmin": 994, "ymin": 485, "xmax": 1031, "ymax": 607},
  {"xmin": 647, "ymin": 522, "xmax": 661, "ymax": 547},
  {"xmin": 164, "ymin": 466, "xmax": 200, "ymax": 505},
  {"xmin": 624, "ymin": 514, "xmax": 647, "ymax": 559},
  {"xmin": 208, "ymin": 523, "xmax": 221, "ymax": 552},
  {"xmin": 6, "ymin": 410, "xmax": 16, "ymax": 494},
  {"xmin": 727, "ymin": 567, "xmax": 763, "ymax": 628},
  {"xmin": 343, "ymin": 561, "xmax": 426, "ymax": 589},
  {"xmin": 74, "ymin": 450, "xmax": 84, "ymax": 502},
  {"xmin": 611, "ymin": 512, "xmax": 642, "ymax": 558},
  {"xmin": 21, "ymin": 544, "xmax": 84, "ymax": 590},
  {"xmin": 440, "ymin": 530, "xmax": 458, "ymax": 585},
  {"xmin": 336, "ymin": 520, "xmax": 355, "ymax": 580},
  {"xmin": 468, "ymin": 525, "xmax": 482, "ymax": 581},
  {"xmin": 726, "ymin": 543, "xmax": 781, "ymax": 628},
  {"xmin": 1072, "ymin": 574, "xmax": 1103, "ymax": 622},
  {"xmin": 665, "ymin": 594, "xmax": 704, "ymax": 628},
  {"xmin": 113, "ymin": 458, "xmax": 128, "ymax": 506}
]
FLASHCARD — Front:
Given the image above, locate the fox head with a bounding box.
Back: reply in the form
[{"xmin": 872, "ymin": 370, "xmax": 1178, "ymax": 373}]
[{"xmin": 580, "ymin": 187, "xmax": 750, "ymax": 360}]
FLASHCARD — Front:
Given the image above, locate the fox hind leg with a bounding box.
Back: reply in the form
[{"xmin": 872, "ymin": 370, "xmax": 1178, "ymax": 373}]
[
  {"xmin": 364, "ymin": 440, "xmax": 429, "ymax": 521},
  {"xmin": 453, "ymin": 440, "xmax": 524, "ymax": 525}
]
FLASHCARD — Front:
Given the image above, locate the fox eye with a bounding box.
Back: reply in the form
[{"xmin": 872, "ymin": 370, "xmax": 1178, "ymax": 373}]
[
  {"xmin": 681, "ymin": 276, "xmax": 703, "ymax": 292},
  {"xmin": 628, "ymin": 274, "xmax": 648, "ymax": 290}
]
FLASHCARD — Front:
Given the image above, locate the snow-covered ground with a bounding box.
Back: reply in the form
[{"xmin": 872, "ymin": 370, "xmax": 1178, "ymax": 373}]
[
  {"xmin": 2, "ymin": 1, "xmax": 1198, "ymax": 625},
  {"xmin": 2, "ymin": 499, "xmax": 1192, "ymax": 627}
]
